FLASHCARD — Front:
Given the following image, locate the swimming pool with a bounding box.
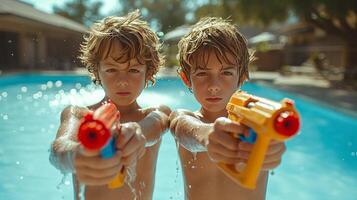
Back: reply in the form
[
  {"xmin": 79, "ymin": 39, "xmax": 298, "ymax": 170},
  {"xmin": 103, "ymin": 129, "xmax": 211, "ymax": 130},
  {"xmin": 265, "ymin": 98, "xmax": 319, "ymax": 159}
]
[{"xmin": 0, "ymin": 74, "xmax": 356, "ymax": 200}]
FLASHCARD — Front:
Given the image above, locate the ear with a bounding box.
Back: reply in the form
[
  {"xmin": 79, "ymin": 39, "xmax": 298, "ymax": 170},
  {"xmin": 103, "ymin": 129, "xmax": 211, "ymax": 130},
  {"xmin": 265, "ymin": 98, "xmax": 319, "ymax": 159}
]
[{"xmin": 180, "ymin": 71, "xmax": 191, "ymax": 88}]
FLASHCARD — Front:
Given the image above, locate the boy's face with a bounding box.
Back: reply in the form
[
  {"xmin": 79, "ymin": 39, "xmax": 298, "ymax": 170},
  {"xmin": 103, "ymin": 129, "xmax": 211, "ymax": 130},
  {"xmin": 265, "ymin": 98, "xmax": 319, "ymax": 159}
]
[
  {"xmin": 190, "ymin": 51, "xmax": 239, "ymax": 113},
  {"xmin": 98, "ymin": 41, "xmax": 147, "ymax": 107}
]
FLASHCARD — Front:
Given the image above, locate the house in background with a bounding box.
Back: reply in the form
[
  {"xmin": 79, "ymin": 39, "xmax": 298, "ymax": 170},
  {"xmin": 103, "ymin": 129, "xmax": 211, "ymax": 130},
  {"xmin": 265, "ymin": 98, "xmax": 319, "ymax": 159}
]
[
  {"xmin": 0, "ymin": 0, "xmax": 87, "ymax": 72},
  {"xmin": 163, "ymin": 24, "xmax": 267, "ymax": 68},
  {"xmin": 280, "ymin": 21, "xmax": 347, "ymax": 69}
]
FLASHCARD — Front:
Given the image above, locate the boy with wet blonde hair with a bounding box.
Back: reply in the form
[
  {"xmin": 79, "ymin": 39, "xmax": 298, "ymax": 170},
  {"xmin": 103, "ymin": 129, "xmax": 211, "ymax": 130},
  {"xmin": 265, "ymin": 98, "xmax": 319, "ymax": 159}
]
[
  {"xmin": 50, "ymin": 10, "xmax": 170, "ymax": 200},
  {"xmin": 170, "ymin": 17, "xmax": 286, "ymax": 200}
]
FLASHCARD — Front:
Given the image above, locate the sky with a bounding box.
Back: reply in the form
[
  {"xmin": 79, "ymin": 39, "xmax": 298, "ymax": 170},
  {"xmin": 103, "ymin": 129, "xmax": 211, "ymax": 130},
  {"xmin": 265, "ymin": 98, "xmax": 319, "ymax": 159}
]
[{"xmin": 21, "ymin": 0, "xmax": 119, "ymax": 14}]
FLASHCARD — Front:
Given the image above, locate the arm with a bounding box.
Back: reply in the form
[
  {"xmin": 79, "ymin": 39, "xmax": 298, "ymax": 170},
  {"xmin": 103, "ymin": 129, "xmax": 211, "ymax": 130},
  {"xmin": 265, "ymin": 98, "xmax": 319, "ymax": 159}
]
[
  {"xmin": 49, "ymin": 106, "xmax": 89, "ymax": 173},
  {"xmin": 138, "ymin": 105, "xmax": 171, "ymax": 147},
  {"xmin": 169, "ymin": 109, "xmax": 213, "ymax": 152}
]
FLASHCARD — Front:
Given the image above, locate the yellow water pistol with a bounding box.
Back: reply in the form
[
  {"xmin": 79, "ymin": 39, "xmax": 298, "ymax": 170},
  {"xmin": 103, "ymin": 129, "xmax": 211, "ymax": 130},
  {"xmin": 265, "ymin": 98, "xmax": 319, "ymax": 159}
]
[{"xmin": 218, "ymin": 90, "xmax": 300, "ymax": 189}]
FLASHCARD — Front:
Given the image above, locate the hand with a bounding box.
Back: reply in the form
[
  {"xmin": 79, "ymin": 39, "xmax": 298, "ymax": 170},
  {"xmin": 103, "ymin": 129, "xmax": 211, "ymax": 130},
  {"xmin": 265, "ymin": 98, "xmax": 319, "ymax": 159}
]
[
  {"xmin": 238, "ymin": 140, "xmax": 286, "ymax": 171},
  {"xmin": 74, "ymin": 147, "xmax": 123, "ymax": 186},
  {"xmin": 115, "ymin": 122, "xmax": 146, "ymax": 167},
  {"xmin": 207, "ymin": 117, "xmax": 247, "ymax": 164}
]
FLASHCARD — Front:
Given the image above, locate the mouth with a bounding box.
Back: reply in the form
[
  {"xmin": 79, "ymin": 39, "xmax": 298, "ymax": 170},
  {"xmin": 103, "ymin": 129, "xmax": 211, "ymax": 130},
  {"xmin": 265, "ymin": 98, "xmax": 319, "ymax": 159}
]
[
  {"xmin": 116, "ymin": 92, "xmax": 131, "ymax": 96},
  {"xmin": 206, "ymin": 97, "xmax": 223, "ymax": 102}
]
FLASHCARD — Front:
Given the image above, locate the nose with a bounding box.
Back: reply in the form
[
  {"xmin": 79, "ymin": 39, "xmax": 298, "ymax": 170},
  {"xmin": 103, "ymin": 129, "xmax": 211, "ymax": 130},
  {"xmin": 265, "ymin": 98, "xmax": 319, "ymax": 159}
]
[
  {"xmin": 116, "ymin": 74, "xmax": 129, "ymax": 88},
  {"xmin": 208, "ymin": 82, "xmax": 220, "ymax": 95}
]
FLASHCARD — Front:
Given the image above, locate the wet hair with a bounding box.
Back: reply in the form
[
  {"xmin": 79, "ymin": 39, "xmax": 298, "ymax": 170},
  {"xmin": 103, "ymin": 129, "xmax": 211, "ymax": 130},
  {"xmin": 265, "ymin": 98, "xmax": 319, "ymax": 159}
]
[
  {"xmin": 178, "ymin": 17, "xmax": 253, "ymax": 86},
  {"xmin": 79, "ymin": 10, "xmax": 164, "ymax": 85}
]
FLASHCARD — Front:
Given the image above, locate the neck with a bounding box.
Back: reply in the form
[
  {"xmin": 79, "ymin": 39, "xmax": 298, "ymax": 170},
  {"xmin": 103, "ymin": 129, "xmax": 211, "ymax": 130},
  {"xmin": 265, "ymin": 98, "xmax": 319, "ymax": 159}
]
[
  {"xmin": 199, "ymin": 107, "xmax": 228, "ymax": 123},
  {"xmin": 103, "ymin": 97, "xmax": 141, "ymax": 115}
]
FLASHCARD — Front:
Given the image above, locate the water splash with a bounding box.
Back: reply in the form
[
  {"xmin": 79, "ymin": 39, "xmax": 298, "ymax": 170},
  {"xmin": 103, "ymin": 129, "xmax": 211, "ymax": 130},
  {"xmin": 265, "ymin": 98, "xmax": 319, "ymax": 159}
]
[
  {"xmin": 78, "ymin": 183, "xmax": 85, "ymax": 200},
  {"xmin": 126, "ymin": 163, "xmax": 139, "ymax": 199}
]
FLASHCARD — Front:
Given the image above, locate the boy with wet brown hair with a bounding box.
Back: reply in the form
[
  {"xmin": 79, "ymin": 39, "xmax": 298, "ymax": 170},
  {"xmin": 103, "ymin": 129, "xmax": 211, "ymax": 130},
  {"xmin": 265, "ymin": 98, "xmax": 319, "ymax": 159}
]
[
  {"xmin": 170, "ymin": 17, "xmax": 286, "ymax": 200},
  {"xmin": 50, "ymin": 10, "xmax": 170, "ymax": 200}
]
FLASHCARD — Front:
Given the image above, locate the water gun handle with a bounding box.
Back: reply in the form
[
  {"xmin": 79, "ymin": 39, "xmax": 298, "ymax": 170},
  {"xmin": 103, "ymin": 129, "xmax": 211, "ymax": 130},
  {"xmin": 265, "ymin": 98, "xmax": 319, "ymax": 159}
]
[
  {"xmin": 217, "ymin": 91, "xmax": 300, "ymax": 189},
  {"xmin": 217, "ymin": 115, "xmax": 269, "ymax": 189},
  {"xmin": 100, "ymin": 137, "xmax": 125, "ymax": 189},
  {"xmin": 77, "ymin": 102, "xmax": 125, "ymax": 189}
]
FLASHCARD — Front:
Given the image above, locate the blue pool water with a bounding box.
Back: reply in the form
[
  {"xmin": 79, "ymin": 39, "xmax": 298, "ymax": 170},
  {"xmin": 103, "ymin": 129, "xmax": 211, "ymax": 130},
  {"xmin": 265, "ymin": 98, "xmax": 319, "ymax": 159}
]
[{"xmin": 0, "ymin": 74, "xmax": 356, "ymax": 200}]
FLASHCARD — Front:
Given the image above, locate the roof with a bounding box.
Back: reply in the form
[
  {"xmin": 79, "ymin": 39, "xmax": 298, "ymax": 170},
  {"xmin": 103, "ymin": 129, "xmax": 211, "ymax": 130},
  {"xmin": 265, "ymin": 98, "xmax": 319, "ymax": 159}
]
[
  {"xmin": 279, "ymin": 22, "xmax": 314, "ymax": 35},
  {"xmin": 163, "ymin": 25, "xmax": 191, "ymax": 42},
  {"xmin": 0, "ymin": 0, "xmax": 87, "ymax": 33},
  {"xmin": 249, "ymin": 32, "xmax": 277, "ymax": 44}
]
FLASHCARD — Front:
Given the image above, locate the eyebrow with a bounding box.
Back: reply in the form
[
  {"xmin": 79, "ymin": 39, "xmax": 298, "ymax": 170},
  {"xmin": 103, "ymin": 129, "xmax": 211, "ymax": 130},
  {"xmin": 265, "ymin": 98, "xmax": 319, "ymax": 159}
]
[{"xmin": 221, "ymin": 66, "xmax": 236, "ymax": 70}]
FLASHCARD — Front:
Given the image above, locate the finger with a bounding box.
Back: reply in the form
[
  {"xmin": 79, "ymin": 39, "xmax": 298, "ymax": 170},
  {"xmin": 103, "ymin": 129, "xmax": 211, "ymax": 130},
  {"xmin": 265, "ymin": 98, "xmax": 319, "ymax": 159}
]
[
  {"xmin": 209, "ymin": 131, "xmax": 239, "ymax": 151},
  {"xmin": 214, "ymin": 117, "xmax": 246, "ymax": 134},
  {"xmin": 266, "ymin": 142, "xmax": 286, "ymax": 156},
  {"xmin": 116, "ymin": 124, "xmax": 136, "ymax": 149},
  {"xmin": 264, "ymin": 147, "xmax": 286, "ymax": 163},
  {"xmin": 270, "ymin": 140, "xmax": 282, "ymax": 145},
  {"xmin": 77, "ymin": 163, "xmax": 123, "ymax": 179},
  {"xmin": 78, "ymin": 146, "xmax": 100, "ymax": 157},
  {"xmin": 208, "ymin": 152, "xmax": 243, "ymax": 164},
  {"xmin": 261, "ymin": 160, "xmax": 282, "ymax": 171},
  {"xmin": 207, "ymin": 141, "xmax": 240, "ymax": 158},
  {"xmin": 77, "ymin": 173, "xmax": 120, "ymax": 186},
  {"xmin": 238, "ymin": 142, "xmax": 254, "ymax": 151},
  {"xmin": 75, "ymin": 151, "xmax": 121, "ymax": 169}
]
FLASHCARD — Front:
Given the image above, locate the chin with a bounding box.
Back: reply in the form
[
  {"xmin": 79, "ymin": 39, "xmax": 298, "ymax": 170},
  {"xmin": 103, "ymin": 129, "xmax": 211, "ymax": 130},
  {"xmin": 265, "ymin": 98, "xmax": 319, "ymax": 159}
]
[{"xmin": 203, "ymin": 104, "xmax": 226, "ymax": 113}]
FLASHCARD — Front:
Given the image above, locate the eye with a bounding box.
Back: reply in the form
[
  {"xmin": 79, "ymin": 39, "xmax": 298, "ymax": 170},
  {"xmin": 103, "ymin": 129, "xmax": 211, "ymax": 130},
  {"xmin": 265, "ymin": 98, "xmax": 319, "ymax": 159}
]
[
  {"xmin": 129, "ymin": 68, "xmax": 140, "ymax": 73},
  {"xmin": 195, "ymin": 71, "xmax": 207, "ymax": 76},
  {"xmin": 105, "ymin": 68, "xmax": 116, "ymax": 73},
  {"xmin": 222, "ymin": 71, "xmax": 234, "ymax": 76}
]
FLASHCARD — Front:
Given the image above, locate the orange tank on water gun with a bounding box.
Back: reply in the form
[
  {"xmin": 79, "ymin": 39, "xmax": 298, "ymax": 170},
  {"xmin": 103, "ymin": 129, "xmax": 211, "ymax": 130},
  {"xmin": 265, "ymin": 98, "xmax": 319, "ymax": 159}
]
[
  {"xmin": 218, "ymin": 90, "xmax": 300, "ymax": 189},
  {"xmin": 77, "ymin": 101, "xmax": 125, "ymax": 189}
]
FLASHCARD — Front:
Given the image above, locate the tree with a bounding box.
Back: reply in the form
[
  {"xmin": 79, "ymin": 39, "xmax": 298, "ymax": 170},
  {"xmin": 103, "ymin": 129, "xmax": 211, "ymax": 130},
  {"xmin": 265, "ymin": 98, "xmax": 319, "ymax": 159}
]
[
  {"xmin": 195, "ymin": 0, "xmax": 357, "ymax": 80},
  {"xmin": 116, "ymin": 0, "xmax": 189, "ymax": 33},
  {"xmin": 53, "ymin": 0, "xmax": 103, "ymax": 27}
]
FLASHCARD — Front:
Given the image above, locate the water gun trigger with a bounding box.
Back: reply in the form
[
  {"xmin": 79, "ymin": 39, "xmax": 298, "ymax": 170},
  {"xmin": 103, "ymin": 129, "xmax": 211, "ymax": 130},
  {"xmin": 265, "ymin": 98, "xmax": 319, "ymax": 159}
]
[{"xmin": 238, "ymin": 129, "xmax": 257, "ymax": 144}]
